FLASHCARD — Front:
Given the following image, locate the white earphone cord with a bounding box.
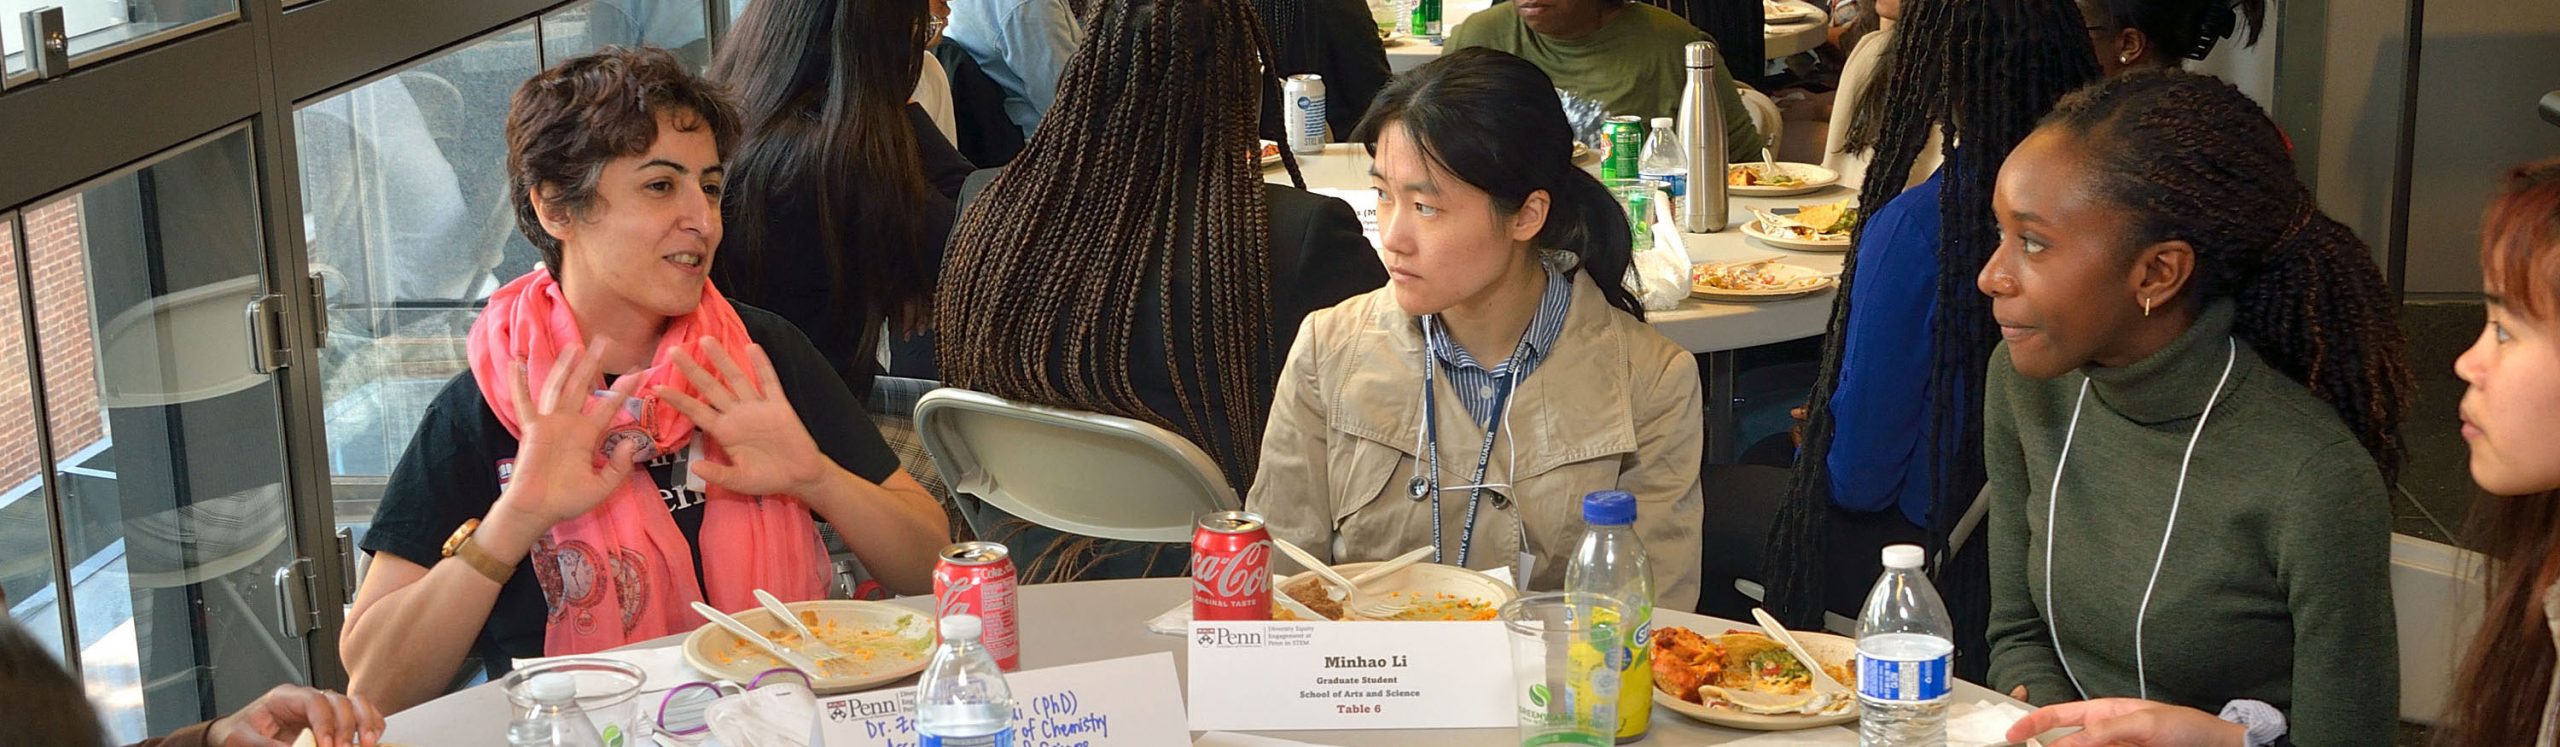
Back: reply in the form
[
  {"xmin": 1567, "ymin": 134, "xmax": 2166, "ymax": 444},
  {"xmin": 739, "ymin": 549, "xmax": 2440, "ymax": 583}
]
[{"xmin": 2044, "ymin": 338, "xmax": 2237, "ymax": 702}]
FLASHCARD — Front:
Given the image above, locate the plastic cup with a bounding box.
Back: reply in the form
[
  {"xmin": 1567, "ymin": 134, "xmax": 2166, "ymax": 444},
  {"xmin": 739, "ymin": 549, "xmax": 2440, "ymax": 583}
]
[
  {"xmin": 1500, "ymin": 592, "xmax": 1624, "ymax": 747},
  {"xmin": 501, "ymin": 657, "xmax": 647, "ymax": 747}
]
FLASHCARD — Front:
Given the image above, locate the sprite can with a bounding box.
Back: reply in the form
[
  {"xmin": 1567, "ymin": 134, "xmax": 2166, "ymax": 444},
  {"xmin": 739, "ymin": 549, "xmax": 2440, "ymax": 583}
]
[{"xmin": 1602, "ymin": 116, "xmax": 1644, "ymax": 182}]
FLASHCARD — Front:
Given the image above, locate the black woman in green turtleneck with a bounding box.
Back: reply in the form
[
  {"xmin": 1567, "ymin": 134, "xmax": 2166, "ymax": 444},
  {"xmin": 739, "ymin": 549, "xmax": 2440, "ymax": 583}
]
[{"xmin": 1973, "ymin": 70, "xmax": 2415, "ymax": 745}]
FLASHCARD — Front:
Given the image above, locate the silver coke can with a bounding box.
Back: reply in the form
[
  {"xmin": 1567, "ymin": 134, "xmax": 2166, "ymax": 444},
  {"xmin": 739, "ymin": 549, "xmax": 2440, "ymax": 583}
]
[{"xmin": 1284, "ymin": 74, "xmax": 1327, "ymax": 155}]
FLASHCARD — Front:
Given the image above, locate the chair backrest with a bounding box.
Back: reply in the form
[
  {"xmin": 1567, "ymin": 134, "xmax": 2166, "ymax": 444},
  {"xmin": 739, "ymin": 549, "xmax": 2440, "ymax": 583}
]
[
  {"xmin": 1735, "ymin": 83, "xmax": 1782, "ymax": 157},
  {"xmin": 2391, "ymin": 533, "xmax": 2484, "ymax": 724},
  {"xmin": 913, "ymin": 387, "xmax": 1238, "ymax": 544}
]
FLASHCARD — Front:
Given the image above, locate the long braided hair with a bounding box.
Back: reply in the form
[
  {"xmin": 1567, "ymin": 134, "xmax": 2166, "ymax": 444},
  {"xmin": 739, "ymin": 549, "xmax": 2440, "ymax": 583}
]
[
  {"xmin": 1764, "ymin": 0, "xmax": 2100, "ymax": 650},
  {"xmin": 2045, "ymin": 69, "xmax": 2412, "ymax": 478},
  {"xmin": 708, "ymin": 0, "xmax": 932, "ymax": 369},
  {"xmin": 938, "ymin": 0, "xmax": 1294, "ymax": 489}
]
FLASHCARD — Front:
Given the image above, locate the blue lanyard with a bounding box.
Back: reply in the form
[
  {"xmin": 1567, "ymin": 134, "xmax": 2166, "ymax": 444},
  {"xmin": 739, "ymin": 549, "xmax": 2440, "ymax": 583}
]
[{"xmin": 1421, "ymin": 364, "xmax": 1516, "ymax": 568}]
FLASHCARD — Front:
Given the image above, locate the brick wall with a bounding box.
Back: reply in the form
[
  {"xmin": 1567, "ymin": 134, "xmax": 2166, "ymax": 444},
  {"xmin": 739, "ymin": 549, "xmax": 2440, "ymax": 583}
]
[{"xmin": 0, "ymin": 198, "xmax": 105, "ymax": 492}]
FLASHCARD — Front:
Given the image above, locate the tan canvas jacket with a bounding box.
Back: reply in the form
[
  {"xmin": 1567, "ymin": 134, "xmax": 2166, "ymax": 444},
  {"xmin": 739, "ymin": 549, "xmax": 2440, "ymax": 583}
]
[{"xmin": 1246, "ymin": 271, "xmax": 1705, "ymax": 611}]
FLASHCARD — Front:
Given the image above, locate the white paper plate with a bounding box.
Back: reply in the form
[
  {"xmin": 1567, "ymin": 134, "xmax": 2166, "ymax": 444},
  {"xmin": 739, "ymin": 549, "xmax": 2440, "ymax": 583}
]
[
  {"xmin": 1691, "ymin": 261, "xmax": 1837, "ymax": 302},
  {"xmin": 1652, "ymin": 628, "xmax": 1861, "ymax": 731},
  {"xmin": 681, "ymin": 600, "xmax": 933, "ymax": 694},
  {"xmin": 1763, "ymin": 2, "xmax": 1822, "ymax": 23},
  {"xmin": 1743, "ymin": 218, "xmax": 1852, "ymax": 252},
  {"xmin": 1727, "ymin": 162, "xmax": 1840, "ymax": 196}
]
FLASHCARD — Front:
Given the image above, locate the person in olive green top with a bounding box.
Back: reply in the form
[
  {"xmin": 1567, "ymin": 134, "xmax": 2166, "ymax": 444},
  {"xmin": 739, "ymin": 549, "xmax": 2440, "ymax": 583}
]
[
  {"xmin": 1444, "ymin": 0, "xmax": 1763, "ymax": 162},
  {"xmin": 1977, "ymin": 70, "xmax": 2411, "ymax": 745}
]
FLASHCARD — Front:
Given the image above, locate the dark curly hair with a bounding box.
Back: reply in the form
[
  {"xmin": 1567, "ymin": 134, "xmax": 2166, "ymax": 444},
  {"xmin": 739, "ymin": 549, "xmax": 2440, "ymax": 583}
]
[
  {"xmin": 2041, "ymin": 68, "xmax": 2413, "ymax": 481},
  {"xmin": 504, "ymin": 46, "xmax": 740, "ymax": 282}
]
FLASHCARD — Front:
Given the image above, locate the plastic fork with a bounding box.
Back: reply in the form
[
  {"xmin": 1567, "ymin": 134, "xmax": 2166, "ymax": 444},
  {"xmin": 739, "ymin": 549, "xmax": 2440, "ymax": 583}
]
[
  {"xmin": 1342, "ymin": 546, "xmax": 1435, "ymax": 619},
  {"xmin": 753, "ymin": 589, "xmax": 859, "ymax": 678},
  {"xmin": 690, "ymin": 601, "xmax": 824, "ymax": 675}
]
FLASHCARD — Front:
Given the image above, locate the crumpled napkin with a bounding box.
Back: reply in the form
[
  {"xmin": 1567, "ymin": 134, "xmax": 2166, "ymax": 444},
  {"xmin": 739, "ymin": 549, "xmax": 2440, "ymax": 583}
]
[{"xmin": 704, "ymin": 684, "xmax": 819, "ymax": 747}]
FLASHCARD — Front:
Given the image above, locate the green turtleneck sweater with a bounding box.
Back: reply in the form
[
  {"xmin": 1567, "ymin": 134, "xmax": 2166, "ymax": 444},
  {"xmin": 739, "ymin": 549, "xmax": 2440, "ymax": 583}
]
[{"xmin": 1983, "ymin": 301, "xmax": 2398, "ymax": 745}]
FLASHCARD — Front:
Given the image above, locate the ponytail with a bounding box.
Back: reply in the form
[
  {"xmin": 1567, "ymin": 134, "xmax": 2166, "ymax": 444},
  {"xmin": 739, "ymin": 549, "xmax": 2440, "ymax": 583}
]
[{"xmin": 1353, "ymin": 48, "xmax": 1645, "ymax": 319}]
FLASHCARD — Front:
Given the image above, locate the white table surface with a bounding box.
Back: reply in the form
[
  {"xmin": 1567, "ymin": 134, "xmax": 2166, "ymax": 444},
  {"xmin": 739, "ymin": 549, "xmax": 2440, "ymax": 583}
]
[
  {"xmin": 383, "ymin": 578, "xmax": 2024, "ymax": 746},
  {"xmin": 1267, "ymin": 143, "xmax": 1849, "ymax": 355},
  {"xmin": 1384, "ymin": 0, "xmax": 1832, "ymax": 73}
]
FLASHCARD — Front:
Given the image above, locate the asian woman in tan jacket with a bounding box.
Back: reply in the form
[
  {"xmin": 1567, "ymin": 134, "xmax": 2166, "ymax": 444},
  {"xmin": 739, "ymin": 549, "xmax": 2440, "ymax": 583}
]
[{"xmin": 1244, "ymin": 49, "xmax": 1705, "ymax": 611}]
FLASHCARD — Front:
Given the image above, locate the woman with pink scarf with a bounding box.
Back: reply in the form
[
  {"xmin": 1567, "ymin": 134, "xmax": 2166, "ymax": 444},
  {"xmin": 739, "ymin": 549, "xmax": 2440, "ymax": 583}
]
[{"xmin": 340, "ymin": 47, "xmax": 951, "ymax": 714}]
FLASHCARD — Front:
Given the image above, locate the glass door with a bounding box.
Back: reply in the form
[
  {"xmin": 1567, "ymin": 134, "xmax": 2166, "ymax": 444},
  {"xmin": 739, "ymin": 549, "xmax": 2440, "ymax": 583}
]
[{"xmin": 18, "ymin": 126, "xmax": 314, "ymax": 742}]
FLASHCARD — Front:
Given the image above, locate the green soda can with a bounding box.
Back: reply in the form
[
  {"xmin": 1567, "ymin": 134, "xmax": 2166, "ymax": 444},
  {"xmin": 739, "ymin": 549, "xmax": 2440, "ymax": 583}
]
[{"xmin": 1602, "ymin": 116, "xmax": 1644, "ymax": 182}]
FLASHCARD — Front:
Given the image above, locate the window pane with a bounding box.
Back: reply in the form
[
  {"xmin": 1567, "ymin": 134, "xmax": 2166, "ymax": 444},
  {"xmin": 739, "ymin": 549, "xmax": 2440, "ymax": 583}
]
[
  {"xmin": 297, "ymin": 23, "xmax": 539, "ymax": 537},
  {"xmin": 0, "ymin": 216, "xmax": 72, "ymax": 683},
  {"xmin": 28, "ymin": 128, "xmax": 306, "ymax": 743},
  {"xmin": 542, "ymin": 0, "xmax": 711, "ymax": 71},
  {"xmin": 1, "ymin": 0, "xmax": 234, "ymax": 75}
]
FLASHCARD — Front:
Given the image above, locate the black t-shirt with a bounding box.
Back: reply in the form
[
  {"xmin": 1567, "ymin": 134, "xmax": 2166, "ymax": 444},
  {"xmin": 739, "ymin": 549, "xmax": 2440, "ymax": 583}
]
[{"xmin": 359, "ymin": 303, "xmax": 902, "ymax": 679}]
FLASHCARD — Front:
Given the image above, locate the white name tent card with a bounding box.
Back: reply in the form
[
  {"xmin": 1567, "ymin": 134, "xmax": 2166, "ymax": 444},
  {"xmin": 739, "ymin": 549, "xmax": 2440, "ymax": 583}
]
[
  {"xmin": 1186, "ymin": 620, "xmax": 1511, "ymax": 732},
  {"xmin": 814, "ymin": 652, "xmax": 1189, "ymax": 747}
]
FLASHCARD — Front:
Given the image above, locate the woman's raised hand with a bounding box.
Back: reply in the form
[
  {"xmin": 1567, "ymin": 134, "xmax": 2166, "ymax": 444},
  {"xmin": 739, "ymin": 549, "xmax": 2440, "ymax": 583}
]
[
  {"xmin": 656, "ymin": 337, "xmax": 833, "ymax": 497},
  {"xmin": 494, "ymin": 342, "xmax": 646, "ymax": 528}
]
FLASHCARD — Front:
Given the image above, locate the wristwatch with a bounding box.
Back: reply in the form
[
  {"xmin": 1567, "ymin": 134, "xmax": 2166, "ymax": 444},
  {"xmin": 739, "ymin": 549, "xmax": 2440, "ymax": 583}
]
[{"xmin": 441, "ymin": 517, "xmax": 516, "ymax": 584}]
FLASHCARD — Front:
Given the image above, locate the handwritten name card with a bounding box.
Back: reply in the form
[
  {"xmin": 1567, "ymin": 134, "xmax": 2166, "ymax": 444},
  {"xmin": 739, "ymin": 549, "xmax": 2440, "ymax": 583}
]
[{"xmin": 814, "ymin": 652, "xmax": 1189, "ymax": 747}]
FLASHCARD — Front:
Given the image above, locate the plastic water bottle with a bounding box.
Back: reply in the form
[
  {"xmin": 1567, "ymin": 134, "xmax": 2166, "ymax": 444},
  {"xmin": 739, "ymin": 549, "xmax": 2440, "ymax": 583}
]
[
  {"xmin": 1638, "ymin": 116, "xmax": 1688, "ymax": 214},
  {"xmin": 1855, "ymin": 544, "xmax": 1955, "ymax": 747},
  {"xmin": 506, "ymin": 673, "xmax": 606, "ymax": 747},
  {"xmin": 915, "ymin": 614, "xmax": 1018, "ymax": 747},
  {"xmin": 1566, "ymin": 490, "xmax": 1653, "ymax": 744}
]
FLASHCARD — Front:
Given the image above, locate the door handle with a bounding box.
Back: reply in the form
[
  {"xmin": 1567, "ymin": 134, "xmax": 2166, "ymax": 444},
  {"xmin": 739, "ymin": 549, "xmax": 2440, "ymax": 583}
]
[{"xmin": 273, "ymin": 559, "xmax": 315, "ymax": 640}]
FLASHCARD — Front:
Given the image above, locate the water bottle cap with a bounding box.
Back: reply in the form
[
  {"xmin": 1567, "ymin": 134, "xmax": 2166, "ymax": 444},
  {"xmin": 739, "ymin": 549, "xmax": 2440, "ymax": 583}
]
[
  {"xmin": 527, "ymin": 672, "xmax": 579, "ymax": 704},
  {"xmin": 940, "ymin": 613, "xmax": 983, "ymax": 641},
  {"xmin": 1686, "ymin": 40, "xmax": 1720, "ymax": 68},
  {"xmin": 1581, "ymin": 491, "xmax": 1637, "ymax": 526},
  {"xmin": 1650, "ymin": 117, "xmax": 1674, "ymax": 128},
  {"xmin": 1881, "ymin": 544, "xmax": 1925, "ymax": 569}
]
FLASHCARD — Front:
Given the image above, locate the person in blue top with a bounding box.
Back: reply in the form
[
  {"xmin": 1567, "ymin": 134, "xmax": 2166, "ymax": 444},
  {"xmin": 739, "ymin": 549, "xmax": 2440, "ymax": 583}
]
[
  {"xmin": 944, "ymin": 0, "xmax": 1083, "ymax": 139},
  {"xmin": 1693, "ymin": 0, "xmax": 2099, "ymax": 673}
]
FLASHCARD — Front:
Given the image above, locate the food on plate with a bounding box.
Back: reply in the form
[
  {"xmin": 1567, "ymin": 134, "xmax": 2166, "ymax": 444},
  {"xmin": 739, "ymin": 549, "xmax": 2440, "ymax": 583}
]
[
  {"xmin": 1692, "ymin": 258, "xmax": 1826, "ymax": 292},
  {"xmin": 1652, "ymin": 627, "xmax": 1858, "ymax": 714},
  {"xmin": 1750, "ymin": 200, "xmax": 1859, "ymax": 243},
  {"xmin": 1257, "ymin": 141, "xmax": 1282, "ymax": 161},
  {"xmin": 1278, "ymin": 576, "xmax": 1346, "ymax": 620},
  {"xmin": 1651, "ymin": 626, "xmax": 1728, "ymax": 703},
  {"xmin": 1728, "ymin": 163, "xmax": 1807, "ymax": 187},
  {"xmin": 713, "ymin": 611, "xmax": 930, "ymax": 675},
  {"xmin": 1272, "ymin": 580, "xmax": 1497, "ymax": 621}
]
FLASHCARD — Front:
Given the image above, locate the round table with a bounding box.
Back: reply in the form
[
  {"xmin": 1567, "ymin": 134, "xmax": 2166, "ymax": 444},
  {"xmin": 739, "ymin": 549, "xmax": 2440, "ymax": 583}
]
[
  {"xmin": 382, "ymin": 579, "xmax": 2024, "ymax": 746},
  {"xmin": 1267, "ymin": 143, "xmax": 1853, "ymax": 459},
  {"xmin": 1384, "ymin": 0, "xmax": 1832, "ymax": 73}
]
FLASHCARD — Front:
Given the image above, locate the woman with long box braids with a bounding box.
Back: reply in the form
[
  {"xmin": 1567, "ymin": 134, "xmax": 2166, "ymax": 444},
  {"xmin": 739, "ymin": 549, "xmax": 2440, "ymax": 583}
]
[
  {"xmin": 1979, "ymin": 69, "xmax": 2409, "ymax": 745},
  {"xmin": 933, "ymin": 0, "xmax": 1385, "ymax": 582}
]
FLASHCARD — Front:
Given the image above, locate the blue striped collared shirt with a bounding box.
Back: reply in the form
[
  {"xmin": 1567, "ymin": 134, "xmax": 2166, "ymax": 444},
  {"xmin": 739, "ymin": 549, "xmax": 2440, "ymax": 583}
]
[{"xmin": 1423, "ymin": 267, "xmax": 1574, "ymax": 427}]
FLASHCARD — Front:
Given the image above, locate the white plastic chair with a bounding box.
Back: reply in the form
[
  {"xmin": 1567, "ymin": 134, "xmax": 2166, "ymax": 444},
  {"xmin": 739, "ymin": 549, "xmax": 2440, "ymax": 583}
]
[
  {"xmin": 1737, "ymin": 83, "xmax": 1782, "ymax": 157},
  {"xmin": 913, "ymin": 388, "xmax": 1238, "ymax": 543},
  {"xmin": 2390, "ymin": 533, "xmax": 2482, "ymax": 724}
]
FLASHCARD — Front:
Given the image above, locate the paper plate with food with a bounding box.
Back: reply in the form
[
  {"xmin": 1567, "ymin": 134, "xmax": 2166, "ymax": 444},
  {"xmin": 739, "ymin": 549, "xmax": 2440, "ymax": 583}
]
[
  {"xmin": 1259, "ymin": 139, "xmax": 1284, "ymax": 168},
  {"xmin": 682, "ymin": 600, "xmax": 934, "ymax": 693},
  {"xmin": 1692, "ymin": 258, "xmax": 1835, "ymax": 301},
  {"xmin": 1726, "ymin": 162, "xmax": 1838, "ymax": 196},
  {"xmin": 1743, "ymin": 200, "xmax": 1857, "ymax": 251},
  {"xmin": 1763, "ymin": 0, "xmax": 1823, "ymax": 23},
  {"xmin": 1274, "ymin": 561, "xmax": 1516, "ymax": 621},
  {"xmin": 1651, "ymin": 626, "xmax": 1861, "ymax": 730}
]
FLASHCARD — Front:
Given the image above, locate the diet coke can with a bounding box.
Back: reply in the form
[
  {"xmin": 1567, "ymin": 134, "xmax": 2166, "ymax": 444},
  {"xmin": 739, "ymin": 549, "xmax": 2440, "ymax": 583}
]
[
  {"xmin": 934, "ymin": 541, "xmax": 1020, "ymax": 671},
  {"xmin": 1284, "ymin": 74, "xmax": 1327, "ymax": 155},
  {"xmin": 1191, "ymin": 511, "xmax": 1274, "ymax": 620}
]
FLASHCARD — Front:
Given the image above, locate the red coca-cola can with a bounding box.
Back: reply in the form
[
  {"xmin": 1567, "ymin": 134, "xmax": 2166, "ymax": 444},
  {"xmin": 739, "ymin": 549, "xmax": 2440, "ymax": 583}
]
[
  {"xmin": 934, "ymin": 541, "xmax": 1019, "ymax": 671},
  {"xmin": 1191, "ymin": 511, "xmax": 1274, "ymax": 621}
]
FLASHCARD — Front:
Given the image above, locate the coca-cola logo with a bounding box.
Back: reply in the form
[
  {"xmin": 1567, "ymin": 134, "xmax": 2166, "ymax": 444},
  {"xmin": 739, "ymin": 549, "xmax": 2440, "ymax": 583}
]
[
  {"xmin": 1191, "ymin": 541, "xmax": 1273, "ymax": 599},
  {"xmin": 939, "ymin": 577, "xmax": 977, "ymax": 618}
]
